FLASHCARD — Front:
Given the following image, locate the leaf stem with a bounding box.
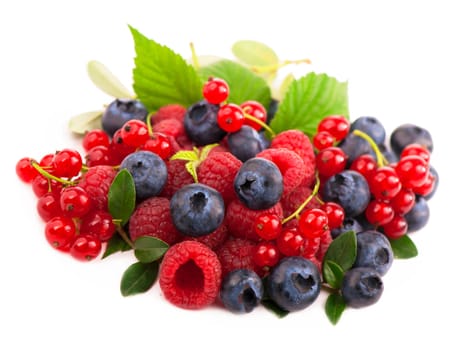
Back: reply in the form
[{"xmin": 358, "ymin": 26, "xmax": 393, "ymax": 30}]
[
  {"xmin": 189, "ymin": 42, "xmax": 200, "ymax": 70},
  {"xmin": 282, "ymin": 173, "xmax": 320, "ymax": 224},
  {"xmin": 115, "ymin": 224, "xmax": 134, "ymax": 249},
  {"xmin": 352, "ymin": 129, "xmax": 388, "ymax": 167}
]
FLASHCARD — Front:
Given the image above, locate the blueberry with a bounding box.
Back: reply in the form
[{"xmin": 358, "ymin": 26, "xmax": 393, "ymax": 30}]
[
  {"xmin": 170, "ymin": 183, "xmax": 225, "ymax": 237},
  {"xmin": 405, "ymin": 196, "xmax": 430, "ymax": 232},
  {"xmin": 341, "ymin": 267, "xmax": 384, "ymax": 308},
  {"xmin": 339, "ymin": 133, "xmax": 375, "ymax": 167},
  {"xmin": 219, "ymin": 269, "xmax": 263, "ymax": 313},
  {"xmin": 390, "ymin": 123, "xmax": 433, "ymax": 156},
  {"xmin": 354, "ymin": 230, "xmax": 393, "ymax": 276},
  {"xmin": 265, "ymin": 256, "xmax": 321, "ymax": 312},
  {"xmin": 379, "ymin": 144, "xmax": 399, "ymax": 164},
  {"xmin": 331, "ymin": 217, "xmax": 364, "ymax": 239},
  {"xmin": 266, "ymin": 98, "xmax": 279, "ymax": 124},
  {"xmin": 183, "ymin": 100, "xmax": 226, "ymax": 146},
  {"xmin": 101, "ymin": 98, "xmax": 148, "ymax": 137},
  {"xmin": 227, "ymin": 125, "xmax": 269, "ymax": 162},
  {"xmin": 350, "ymin": 116, "xmax": 386, "ymax": 145},
  {"xmin": 234, "ymin": 157, "xmax": 283, "ymax": 210},
  {"xmin": 120, "ymin": 151, "xmax": 167, "ymax": 201},
  {"xmin": 322, "ymin": 170, "xmax": 371, "ymax": 217}
]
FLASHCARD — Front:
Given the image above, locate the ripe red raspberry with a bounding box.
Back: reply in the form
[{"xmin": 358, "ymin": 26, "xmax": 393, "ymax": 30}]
[
  {"xmin": 197, "ymin": 151, "xmax": 242, "ymax": 205},
  {"xmin": 159, "ymin": 240, "xmax": 222, "ymax": 310},
  {"xmin": 257, "ymin": 148, "xmax": 304, "ymax": 198},
  {"xmin": 150, "ymin": 104, "xmax": 186, "ymax": 123},
  {"xmin": 225, "ymin": 199, "xmax": 283, "ymax": 241},
  {"xmin": 152, "ymin": 118, "xmax": 191, "ymax": 148},
  {"xmin": 159, "ymin": 159, "xmax": 195, "ymax": 198},
  {"xmin": 271, "ymin": 129, "xmax": 316, "ymax": 187},
  {"xmin": 215, "ymin": 237, "xmax": 260, "ymax": 276},
  {"xmin": 78, "ymin": 165, "xmax": 117, "ymax": 211},
  {"xmin": 181, "ymin": 223, "xmax": 228, "ymax": 250},
  {"xmin": 129, "ymin": 197, "xmax": 182, "ymax": 245},
  {"xmin": 280, "ymin": 185, "xmax": 321, "ymax": 218}
]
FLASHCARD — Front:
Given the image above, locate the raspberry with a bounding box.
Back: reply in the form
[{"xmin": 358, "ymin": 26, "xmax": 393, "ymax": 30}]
[
  {"xmin": 280, "ymin": 185, "xmax": 321, "ymax": 218},
  {"xmin": 197, "ymin": 151, "xmax": 242, "ymax": 205},
  {"xmin": 225, "ymin": 199, "xmax": 283, "ymax": 241},
  {"xmin": 215, "ymin": 237, "xmax": 260, "ymax": 276},
  {"xmin": 150, "ymin": 104, "xmax": 186, "ymax": 123},
  {"xmin": 159, "ymin": 159, "xmax": 195, "ymax": 198},
  {"xmin": 182, "ymin": 223, "xmax": 228, "ymax": 250},
  {"xmin": 256, "ymin": 148, "xmax": 304, "ymax": 198},
  {"xmin": 129, "ymin": 197, "xmax": 182, "ymax": 245},
  {"xmin": 78, "ymin": 165, "xmax": 117, "ymax": 211},
  {"xmin": 271, "ymin": 129, "xmax": 316, "ymax": 187},
  {"xmin": 316, "ymin": 229, "xmax": 333, "ymax": 262},
  {"xmin": 152, "ymin": 118, "xmax": 191, "ymax": 148},
  {"xmin": 159, "ymin": 240, "xmax": 222, "ymax": 310}
]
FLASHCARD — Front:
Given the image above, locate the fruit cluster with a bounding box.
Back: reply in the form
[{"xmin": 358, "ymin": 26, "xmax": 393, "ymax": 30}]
[{"xmin": 16, "ymin": 76, "xmax": 437, "ymax": 322}]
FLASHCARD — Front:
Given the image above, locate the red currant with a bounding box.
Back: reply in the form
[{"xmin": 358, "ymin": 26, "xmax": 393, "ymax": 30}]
[
  {"xmin": 217, "ymin": 103, "xmax": 245, "ymax": 132},
  {"xmin": 382, "ymin": 214, "xmax": 408, "ymax": 239},
  {"xmin": 60, "ymin": 186, "xmax": 92, "ymax": 218},
  {"xmin": 37, "ymin": 192, "xmax": 63, "ymax": 222},
  {"xmin": 44, "ymin": 216, "xmax": 76, "ymax": 249},
  {"xmin": 85, "ymin": 145, "xmax": 111, "ymax": 167},
  {"xmin": 390, "ymin": 188, "xmax": 415, "ymax": 215},
  {"xmin": 39, "ymin": 153, "xmax": 55, "ymax": 170},
  {"xmin": 52, "ymin": 149, "xmax": 83, "ymax": 178},
  {"xmin": 365, "ymin": 199, "xmax": 394, "ymax": 226},
  {"xmin": 109, "ymin": 129, "xmax": 137, "ymax": 164},
  {"xmin": 368, "ymin": 166, "xmax": 402, "ymax": 200},
  {"xmin": 141, "ymin": 132, "xmax": 173, "ymax": 160},
  {"xmin": 202, "ymin": 77, "xmax": 229, "ymax": 105},
  {"xmin": 80, "ymin": 210, "xmax": 115, "ymax": 242},
  {"xmin": 254, "ymin": 213, "xmax": 282, "ymax": 240},
  {"xmin": 401, "ymin": 143, "xmax": 431, "ymax": 164},
  {"xmin": 82, "ymin": 129, "xmax": 110, "ymax": 152},
  {"xmin": 16, "ymin": 157, "xmax": 39, "ymax": 183},
  {"xmin": 253, "ymin": 241, "xmax": 280, "ymax": 268},
  {"xmin": 299, "ymin": 208, "xmax": 329, "ymax": 239},
  {"xmin": 276, "ymin": 228, "xmax": 305, "ymax": 256},
  {"xmin": 395, "ymin": 155, "xmax": 429, "ymax": 190},
  {"xmin": 349, "ymin": 154, "xmax": 377, "ymax": 181},
  {"xmin": 240, "ymin": 100, "xmax": 267, "ymax": 131},
  {"xmin": 321, "ymin": 202, "xmax": 345, "ymax": 229},
  {"xmin": 317, "ymin": 115, "xmax": 350, "ymax": 141},
  {"xmin": 413, "ymin": 172, "xmax": 436, "ymax": 197},
  {"xmin": 69, "ymin": 234, "xmax": 102, "ymax": 261},
  {"xmin": 32, "ymin": 175, "xmax": 63, "ymax": 198},
  {"xmin": 120, "ymin": 119, "xmax": 150, "ymax": 147},
  {"xmin": 313, "ymin": 131, "xmax": 335, "ymax": 151},
  {"xmin": 316, "ymin": 147, "xmax": 347, "ymax": 178}
]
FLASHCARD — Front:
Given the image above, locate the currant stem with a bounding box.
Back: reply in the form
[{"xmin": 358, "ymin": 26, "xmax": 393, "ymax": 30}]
[
  {"xmin": 282, "ymin": 173, "xmax": 321, "ymax": 224},
  {"xmin": 30, "ymin": 160, "xmax": 76, "ymax": 186},
  {"xmin": 146, "ymin": 112, "xmax": 154, "ymax": 136},
  {"xmin": 250, "ymin": 58, "xmax": 311, "ymax": 74},
  {"xmin": 352, "ymin": 129, "xmax": 388, "ymax": 167},
  {"xmin": 243, "ymin": 112, "xmax": 276, "ymax": 138}
]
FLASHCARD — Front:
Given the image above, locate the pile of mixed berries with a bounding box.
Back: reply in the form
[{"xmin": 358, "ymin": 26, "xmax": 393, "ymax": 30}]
[{"xmin": 16, "ymin": 77, "xmax": 437, "ymax": 319}]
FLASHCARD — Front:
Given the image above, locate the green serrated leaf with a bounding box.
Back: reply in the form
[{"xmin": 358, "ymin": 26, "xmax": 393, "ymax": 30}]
[
  {"xmin": 325, "ymin": 293, "xmax": 346, "ymax": 325},
  {"xmin": 134, "ymin": 236, "xmax": 169, "ymax": 263},
  {"xmin": 87, "ymin": 60, "xmax": 133, "ymax": 98},
  {"xmin": 170, "ymin": 150, "xmax": 199, "ymax": 162},
  {"xmin": 323, "ymin": 260, "xmax": 344, "ymax": 289},
  {"xmin": 108, "ymin": 169, "xmax": 136, "ymax": 226},
  {"xmin": 68, "ymin": 110, "xmax": 103, "ymax": 135},
  {"xmin": 199, "ymin": 59, "xmax": 271, "ymax": 109},
  {"xmin": 231, "ymin": 40, "xmax": 279, "ymax": 67},
  {"xmin": 389, "ymin": 234, "xmax": 418, "ymax": 259},
  {"xmin": 323, "ymin": 231, "xmax": 357, "ymax": 272},
  {"xmin": 120, "ymin": 261, "xmax": 159, "ymax": 297},
  {"xmin": 270, "ymin": 72, "xmax": 349, "ymax": 137},
  {"xmin": 129, "ymin": 25, "xmax": 203, "ymax": 111},
  {"xmin": 102, "ymin": 234, "xmax": 132, "ymax": 259}
]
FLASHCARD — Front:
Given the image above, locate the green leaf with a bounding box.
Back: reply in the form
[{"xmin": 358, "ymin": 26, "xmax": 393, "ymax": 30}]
[
  {"xmin": 87, "ymin": 60, "xmax": 133, "ymax": 98},
  {"xmin": 129, "ymin": 25, "xmax": 203, "ymax": 111},
  {"xmin": 231, "ymin": 40, "xmax": 279, "ymax": 67},
  {"xmin": 389, "ymin": 234, "xmax": 418, "ymax": 259},
  {"xmin": 323, "ymin": 260, "xmax": 344, "ymax": 289},
  {"xmin": 199, "ymin": 59, "xmax": 272, "ymax": 109},
  {"xmin": 68, "ymin": 110, "xmax": 103, "ymax": 135},
  {"xmin": 108, "ymin": 169, "xmax": 136, "ymax": 226},
  {"xmin": 325, "ymin": 293, "xmax": 346, "ymax": 325},
  {"xmin": 134, "ymin": 236, "xmax": 169, "ymax": 263},
  {"xmin": 323, "ymin": 231, "xmax": 357, "ymax": 272},
  {"xmin": 261, "ymin": 299, "xmax": 290, "ymax": 318},
  {"xmin": 120, "ymin": 261, "xmax": 159, "ymax": 297},
  {"xmin": 102, "ymin": 234, "xmax": 132, "ymax": 259},
  {"xmin": 170, "ymin": 150, "xmax": 199, "ymax": 162},
  {"xmin": 270, "ymin": 72, "xmax": 349, "ymax": 137}
]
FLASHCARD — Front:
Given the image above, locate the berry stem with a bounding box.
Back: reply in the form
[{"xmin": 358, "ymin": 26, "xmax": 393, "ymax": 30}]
[
  {"xmin": 146, "ymin": 112, "xmax": 154, "ymax": 136},
  {"xmin": 189, "ymin": 42, "xmax": 200, "ymax": 70},
  {"xmin": 282, "ymin": 173, "xmax": 320, "ymax": 224},
  {"xmin": 352, "ymin": 130, "xmax": 388, "ymax": 167},
  {"xmin": 114, "ymin": 223, "xmax": 134, "ymax": 249},
  {"xmin": 30, "ymin": 160, "xmax": 77, "ymax": 186},
  {"xmin": 243, "ymin": 112, "xmax": 276, "ymax": 138},
  {"xmin": 251, "ymin": 58, "xmax": 312, "ymax": 74}
]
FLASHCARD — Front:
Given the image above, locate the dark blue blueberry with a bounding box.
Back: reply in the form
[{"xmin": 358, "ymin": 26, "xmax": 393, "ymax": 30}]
[
  {"xmin": 405, "ymin": 196, "xmax": 430, "ymax": 232},
  {"xmin": 227, "ymin": 125, "xmax": 269, "ymax": 162},
  {"xmin": 424, "ymin": 165, "xmax": 439, "ymax": 200},
  {"xmin": 390, "ymin": 123, "xmax": 433, "ymax": 156},
  {"xmin": 341, "ymin": 267, "xmax": 384, "ymax": 308},
  {"xmin": 339, "ymin": 133, "xmax": 375, "ymax": 167},
  {"xmin": 354, "ymin": 230, "xmax": 393, "ymax": 276},
  {"xmin": 322, "ymin": 170, "xmax": 371, "ymax": 217},
  {"xmin": 183, "ymin": 100, "xmax": 226, "ymax": 146},
  {"xmin": 219, "ymin": 269, "xmax": 263, "ymax": 313},
  {"xmin": 331, "ymin": 217, "xmax": 364, "ymax": 239},
  {"xmin": 350, "ymin": 116, "xmax": 386, "ymax": 145},
  {"xmin": 234, "ymin": 157, "xmax": 283, "ymax": 210},
  {"xmin": 101, "ymin": 98, "xmax": 147, "ymax": 137},
  {"xmin": 265, "ymin": 256, "xmax": 321, "ymax": 312},
  {"xmin": 120, "ymin": 151, "xmax": 167, "ymax": 201},
  {"xmin": 266, "ymin": 98, "xmax": 279, "ymax": 124},
  {"xmin": 379, "ymin": 144, "xmax": 399, "ymax": 164},
  {"xmin": 170, "ymin": 183, "xmax": 225, "ymax": 237}
]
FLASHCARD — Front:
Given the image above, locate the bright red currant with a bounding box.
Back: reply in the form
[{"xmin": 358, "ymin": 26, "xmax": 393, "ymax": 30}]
[
  {"xmin": 321, "ymin": 202, "xmax": 345, "ymax": 229},
  {"xmin": 109, "ymin": 129, "xmax": 137, "ymax": 164},
  {"xmin": 80, "ymin": 210, "xmax": 115, "ymax": 242},
  {"xmin": 382, "ymin": 214, "xmax": 408, "ymax": 239},
  {"xmin": 52, "ymin": 149, "xmax": 83, "ymax": 178},
  {"xmin": 202, "ymin": 77, "xmax": 229, "ymax": 104},
  {"xmin": 276, "ymin": 228, "xmax": 305, "ymax": 256},
  {"xmin": 390, "ymin": 188, "xmax": 415, "ymax": 215},
  {"xmin": 254, "ymin": 213, "xmax": 282, "ymax": 240},
  {"xmin": 82, "ymin": 129, "xmax": 110, "ymax": 152},
  {"xmin": 317, "ymin": 115, "xmax": 350, "ymax": 141},
  {"xmin": 85, "ymin": 145, "xmax": 111, "ymax": 167},
  {"xmin": 217, "ymin": 103, "xmax": 245, "ymax": 132},
  {"xmin": 395, "ymin": 155, "xmax": 429, "ymax": 190},
  {"xmin": 253, "ymin": 241, "xmax": 280, "ymax": 268},
  {"xmin": 349, "ymin": 154, "xmax": 377, "ymax": 180},
  {"xmin": 365, "ymin": 199, "xmax": 394, "ymax": 226},
  {"xmin": 368, "ymin": 166, "xmax": 402, "ymax": 200},
  {"xmin": 44, "ymin": 216, "xmax": 76, "ymax": 249},
  {"xmin": 60, "ymin": 186, "xmax": 92, "ymax": 218},
  {"xmin": 413, "ymin": 172, "xmax": 436, "ymax": 197},
  {"xmin": 32, "ymin": 175, "xmax": 63, "ymax": 198},
  {"xmin": 299, "ymin": 208, "xmax": 329, "ymax": 239},
  {"xmin": 240, "ymin": 100, "xmax": 267, "ymax": 131},
  {"xmin": 120, "ymin": 119, "xmax": 150, "ymax": 147},
  {"xmin": 141, "ymin": 132, "xmax": 173, "ymax": 160},
  {"xmin": 69, "ymin": 234, "xmax": 102, "ymax": 261},
  {"xmin": 313, "ymin": 131, "xmax": 335, "ymax": 151},
  {"xmin": 37, "ymin": 192, "xmax": 63, "ymax": 222},
  {"xmin": 16, "ymin": 157, "xmax": 39, "ymax": 183},
  {"xmin": 401, "ymin": 143, "xmax": 431, "ymax": 164},
  {"xmin": 316, "ymin": 147, "xmax": 347, "ymax": 178}
]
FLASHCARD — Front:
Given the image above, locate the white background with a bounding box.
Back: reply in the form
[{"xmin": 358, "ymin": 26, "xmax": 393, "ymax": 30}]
[{"xmin": 1, "ymin": 1, "xmax": 461, "ymax": 349}]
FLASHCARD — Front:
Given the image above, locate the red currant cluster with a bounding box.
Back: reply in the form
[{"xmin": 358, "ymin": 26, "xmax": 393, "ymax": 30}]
[{"xmin": 202, "ymin": 77, "xmax": 268, "ymax": 133}]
